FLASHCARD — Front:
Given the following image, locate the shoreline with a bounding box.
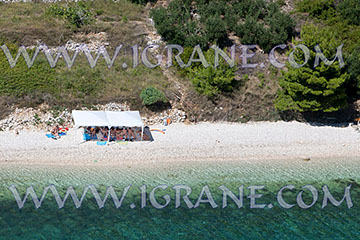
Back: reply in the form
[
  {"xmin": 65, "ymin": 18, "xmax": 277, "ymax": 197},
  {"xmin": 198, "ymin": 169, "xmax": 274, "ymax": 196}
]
[{"xmin": 1, "ymin": 156, "xmax": 360, "ymax": 189}]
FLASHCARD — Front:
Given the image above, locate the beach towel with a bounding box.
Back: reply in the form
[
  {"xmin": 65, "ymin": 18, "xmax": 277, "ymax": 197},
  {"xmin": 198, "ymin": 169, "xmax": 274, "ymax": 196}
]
[
  {"xmin": 46, "ymin": 134, "xmax": 57, "ymax": 139},
  {"xmin": 97, "ymin": 141, "xmax": 107, "ymax": 146},
  {"xmin": 83, "ymin": 133, "xmax": 91, "ymax": 141}
]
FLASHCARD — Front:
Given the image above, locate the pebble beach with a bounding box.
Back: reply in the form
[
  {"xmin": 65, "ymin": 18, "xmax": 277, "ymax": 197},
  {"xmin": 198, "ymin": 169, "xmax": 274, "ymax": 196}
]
[{"xmin": 1, "ymin": 121, "xmax": 360, "ymax": 168}]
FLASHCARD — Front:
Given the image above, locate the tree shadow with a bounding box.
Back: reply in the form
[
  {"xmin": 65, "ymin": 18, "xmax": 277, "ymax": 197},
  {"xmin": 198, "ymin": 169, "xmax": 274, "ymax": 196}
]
[
  {"xmin": 146, "ymin": 101, "xmax": 172, "ymax": 112},
  {"xmin": 279, "ymin": 103, "xmax": 359, "ymax": 127}
]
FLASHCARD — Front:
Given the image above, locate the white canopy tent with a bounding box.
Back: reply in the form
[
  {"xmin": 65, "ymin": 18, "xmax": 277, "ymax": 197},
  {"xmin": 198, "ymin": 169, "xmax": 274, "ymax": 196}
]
[{"xmin": 72, "ymin": 110, "xmax": 144, "ymax": 141}]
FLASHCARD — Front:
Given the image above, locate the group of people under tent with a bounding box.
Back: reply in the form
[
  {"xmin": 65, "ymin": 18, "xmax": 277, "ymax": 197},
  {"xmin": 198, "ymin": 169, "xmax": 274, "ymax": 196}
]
[{"xmin": 83, "ymin": 126, "xmax": 151, "ymax": 142}]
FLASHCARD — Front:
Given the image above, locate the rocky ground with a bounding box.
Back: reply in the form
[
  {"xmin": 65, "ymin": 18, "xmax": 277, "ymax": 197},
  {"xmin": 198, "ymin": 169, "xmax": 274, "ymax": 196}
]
[{"xmin": 0, "ymin": 102, "xmax": 186, "ymax": 132}]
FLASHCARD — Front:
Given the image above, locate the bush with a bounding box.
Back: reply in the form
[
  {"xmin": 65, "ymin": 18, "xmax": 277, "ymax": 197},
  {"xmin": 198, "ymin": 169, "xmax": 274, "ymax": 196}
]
[
  {"xmin": 204, "ymin": 16, "xmax": 228, "ymax": 45},
  {"xmin": 296, "ymin": 0, "xmax": 336, "ymax": 20},
  {"xmin": 338, "ymin": 0, "xmax": 360, "ymax": 25},
  {"xmin": 151, "ymin": 0, "xmax": 295, "ymax": 52},
  {"xmin": 346, "ymin": 47, "xmax": 360, "ymax": 95},
  {"xmin": 235, "ymin": 16, "xmax": 270, "ymax": 48},
  {"xmin": 140, "ymin": 87, "xmax": 168, "ymax": 106},
  {"xmin": 185, "ymin": 48, "xmax": 236, "ymax": 97},
  {"xmin": 46, "ymin": 2, "xmax": 94, "ymax": 28},
  {"xmin": 235, "ymin": 2, "xmax": 295, "ymax": 52},
  {"xmin": 275, "ymin": 24, "xmax": 349, "ymax": 112},
  {"xmin": 296, "ymin": 0, "xmax": 360, "ymax": 26},
  {"xmin": 150, "ymin": 0, "xmax": 208, "ymax": 48}
]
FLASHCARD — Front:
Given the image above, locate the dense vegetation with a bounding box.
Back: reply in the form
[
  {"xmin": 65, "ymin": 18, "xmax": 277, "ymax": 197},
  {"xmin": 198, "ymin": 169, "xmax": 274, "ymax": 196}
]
[
  {"xmin": 273, "ymin": 0, "xmax": 360, "ymax": 115},
  {"xmin": 182, "ymin": 47, "xmax": 236, "ymax": 98},
  {"xmin": 275, "ymin": 24, "xmax": 349, "ymax": 112},
  {"xmin": 1, "ymin": 0, "xmax": 360, "ymax": 123},
  {"xmin": 151, "ymin": 0, "xmax": 295, "ymax": 103},
  {"xmin": 297, "ymin": 0, "xmax": 360, "ymax": 25},
  {"xmin": 151, "ymin": 0, "xmax": 295, "ymax": 52}
]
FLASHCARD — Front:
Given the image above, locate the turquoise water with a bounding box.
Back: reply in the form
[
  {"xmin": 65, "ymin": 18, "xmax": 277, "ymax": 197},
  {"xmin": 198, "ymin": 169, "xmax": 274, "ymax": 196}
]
[{"xmin": 1, "ymin": 159, "xmax": 360, "ymax": 239}]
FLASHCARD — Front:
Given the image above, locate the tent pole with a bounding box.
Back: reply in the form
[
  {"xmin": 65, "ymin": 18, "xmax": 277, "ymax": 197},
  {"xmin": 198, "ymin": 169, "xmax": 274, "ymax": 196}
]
[
  {"xmin": 107, "ymin": 126, "xmax": 111, "ymax": 145},
  {"xmin": 141, "ymin": 126, "xmax": 144, "ymax": 141}
]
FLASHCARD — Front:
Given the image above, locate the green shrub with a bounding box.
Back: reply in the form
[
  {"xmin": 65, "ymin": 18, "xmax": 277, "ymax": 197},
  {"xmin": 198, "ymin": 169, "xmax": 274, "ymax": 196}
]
[
  {"xmin": 296, "ymin": 0, "xmax": 336, "ymax": 20},
  {"xmin": 257, "ymin": 72, "xmax": 265, "ymax": 88},
  {"xmin": 150, "ymin": 0, "xmax": 208, "ymax": 48},
  {"xmin": 140, "ymin": 87, "xmax": 168, "ymax": 106},
  {"xmin": 122, "ymin": 15, "xmax": 128, "ymax": 23},
  {"xmin": 346, "ymin": 47, "xmax": 360, "ymax": 95},
  {"xmin": 243, "ymin": 74, "xmax": 249, "ymax": 81},
  {"xmin": 46, "ymin": 2, "xmax": 94, "ymax": 28},
  {"xmin": 277, "ymin": 0, "xmax": 286, "ymax": 7},
  {"xmin": 185, "ymin": 48, "xmax": 236, "ymax": 97},
  {"xmin": 151, "ymin": 0, "xmax": 295, "ymax": 52},
  {"xmin": 204, "ymin": 16, "xmax": 228, "ymax": 45},
  {"xmin": 235, "ymin": 16, "xmax": 270, "ymax": 49},
  {"xmin": 296, "ymin": 0, "xmax": 360, "ymax": 25},
  {"xmin": 235, "ymin": 2, "xmax": 295, "ymax": 52},
  {"xmin": 338, "ymin": 0, "xmax": 360, "ymax": 25}
]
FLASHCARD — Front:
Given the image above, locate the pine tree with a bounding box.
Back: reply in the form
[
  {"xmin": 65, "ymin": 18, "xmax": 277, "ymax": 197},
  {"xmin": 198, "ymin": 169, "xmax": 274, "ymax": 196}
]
[{"xmin": 275, "ymin": 24, "xmax": 349, "ymax": 112}]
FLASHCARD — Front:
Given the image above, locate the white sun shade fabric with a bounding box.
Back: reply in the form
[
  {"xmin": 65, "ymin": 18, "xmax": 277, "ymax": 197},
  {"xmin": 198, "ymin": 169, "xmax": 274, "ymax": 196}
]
[
  {"xmin": 105, "ymin": 111, "xmax": 144, "ymax": 127},
  {"xmin": 72, "ymin": 110, "xmax": 144, "ymax": 127},
  {"xmin": 72, "ymin": 110, "xmax": 109, "ymax": 127}
]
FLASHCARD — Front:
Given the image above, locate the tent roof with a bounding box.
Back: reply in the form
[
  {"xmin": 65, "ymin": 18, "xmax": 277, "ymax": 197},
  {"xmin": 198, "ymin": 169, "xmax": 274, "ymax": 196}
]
[{"xmin": 72, "ymin": 110, "xmax": 144, "ymax": 127}]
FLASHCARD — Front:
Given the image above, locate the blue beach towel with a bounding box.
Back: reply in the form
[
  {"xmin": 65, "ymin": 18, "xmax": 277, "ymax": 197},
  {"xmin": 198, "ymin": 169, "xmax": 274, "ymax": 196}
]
[
  {"xmin": 97, "ymin": 141, "xmax": 107, "ymax": 146},
  {"xmin": 83, "ymin": 133, "xmax": 91, "ymax": 141},
  {"xmin": 46, "ymin": 134, "xmax": 56, "ymax": 139}
]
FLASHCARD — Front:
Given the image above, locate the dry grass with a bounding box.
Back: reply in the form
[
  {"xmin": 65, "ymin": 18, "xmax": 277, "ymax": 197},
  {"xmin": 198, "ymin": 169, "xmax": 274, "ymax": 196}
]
[{"xmin": 0, "ymin": 0, "xmax": 146, "ymax": 46}]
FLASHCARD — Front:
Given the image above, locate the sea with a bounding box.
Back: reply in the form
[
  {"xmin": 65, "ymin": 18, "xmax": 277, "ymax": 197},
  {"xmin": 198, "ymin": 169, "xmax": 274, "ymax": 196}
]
[{"xmin": 0, "ymin": 158, "xmax": 360, "ymax": 239}]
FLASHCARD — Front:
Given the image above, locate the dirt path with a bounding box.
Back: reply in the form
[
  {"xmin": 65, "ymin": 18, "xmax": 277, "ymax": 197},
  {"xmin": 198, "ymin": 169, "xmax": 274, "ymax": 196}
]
[{"xmin": 135, "ymin": 2, "xmax": 189, "ymax": 110}]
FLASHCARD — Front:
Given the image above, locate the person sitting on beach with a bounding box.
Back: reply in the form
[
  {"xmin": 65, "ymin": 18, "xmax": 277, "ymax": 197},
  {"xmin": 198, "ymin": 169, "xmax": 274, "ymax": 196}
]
[
  {"xmin": 90, "ymin": 127, "xmax": 97, "ymax": 139},
  {"xmin": 85, "ymin": 127, "xmax": 91, "ymax": 134},
  {"xmin": 110, "ymin": 127, "xmax": 116, "ymax": 141},
  {"xmin": 115, "ymin": 127, "xmax": 123, "ymax": 141},
  {"xmin": 121, "ymin": 127, "xmax": 128, "ymax": 141},
  {"xmin": 100, "ymin": 127, "xmax": 108, "ymax": 140},
  {"xmin": 51, "ymin": 125, "xmax": 60, "ymax": 138},
  {"xmin": 128, "ymin": 127, "xmax": 136, "ymax": 141}
]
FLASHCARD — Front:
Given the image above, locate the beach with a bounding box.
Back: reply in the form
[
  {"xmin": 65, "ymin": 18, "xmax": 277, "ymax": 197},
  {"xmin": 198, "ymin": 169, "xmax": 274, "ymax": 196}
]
[
  {"xmin": 2, "ymin": 121, "xmax": 360, "ymax": 239},
  {"xmin": 1, "ymin": 121, "xmax": 360, "ymax": 167}
]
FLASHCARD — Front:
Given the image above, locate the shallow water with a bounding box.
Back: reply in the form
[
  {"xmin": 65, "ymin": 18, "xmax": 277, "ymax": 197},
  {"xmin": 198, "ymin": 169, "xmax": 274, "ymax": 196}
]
[{"xmin": 1, "ymin": 158, "xmax": 360, "ymax": 239}]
